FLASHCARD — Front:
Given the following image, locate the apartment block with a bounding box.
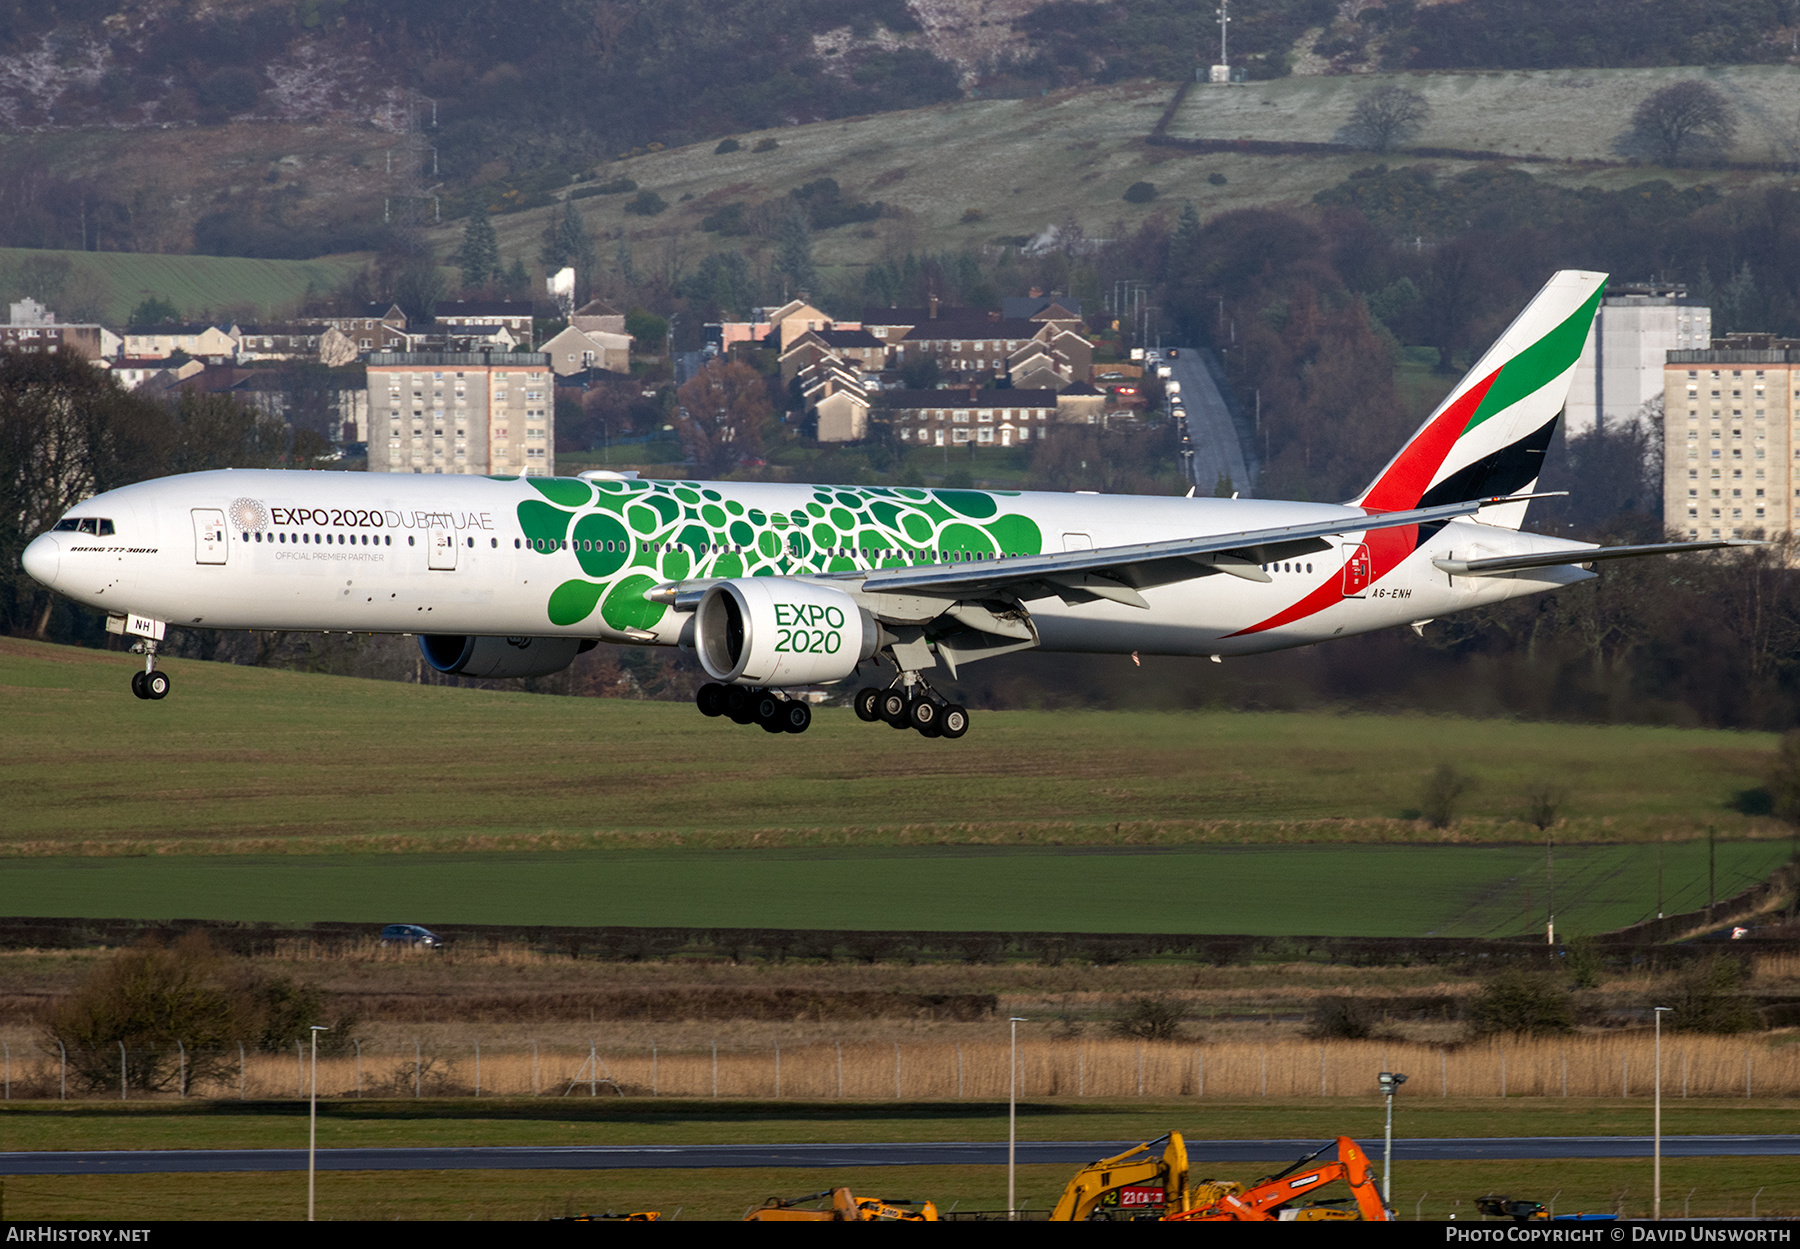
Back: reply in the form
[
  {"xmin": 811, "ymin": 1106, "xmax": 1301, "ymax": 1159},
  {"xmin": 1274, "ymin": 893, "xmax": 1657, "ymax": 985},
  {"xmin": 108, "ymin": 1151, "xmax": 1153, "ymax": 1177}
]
[
  {"xmin": 366, "ymin": 351, "xmax": 554, "ymax": 476},
  {"xmin": 1569, "ymin": 285, "xmax": 1710, "ymax": 436},
  {"xmin": 1664, "ymin": 335, "xmax": 1800, "ymax": 542}
]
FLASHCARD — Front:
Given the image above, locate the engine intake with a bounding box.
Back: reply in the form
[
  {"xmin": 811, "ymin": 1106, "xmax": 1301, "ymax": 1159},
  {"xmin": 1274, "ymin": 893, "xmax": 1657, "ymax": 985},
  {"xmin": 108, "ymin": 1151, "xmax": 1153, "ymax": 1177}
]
[
  {"xmin": 695, "ymin": 578, "xmax": 876, "ymax": 686},
  {"xmin": 419, "ymin": 635, "xmax": 595, "ymax": 679}
]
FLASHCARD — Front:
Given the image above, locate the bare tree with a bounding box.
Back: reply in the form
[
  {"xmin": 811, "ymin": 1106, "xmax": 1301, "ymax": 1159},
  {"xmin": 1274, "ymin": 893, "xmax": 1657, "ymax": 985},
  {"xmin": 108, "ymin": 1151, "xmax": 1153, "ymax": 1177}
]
[
  {"xmin": 1344, "ymin": 86, "xmax": 1430, "ymax": 154},
  {"xmin": 674, "ymin": 359, "xmax": 771, "ymax": 479},
  {"xmin": 1630, "ymin": 81, "xmax": 1738, "ymax": 166}
]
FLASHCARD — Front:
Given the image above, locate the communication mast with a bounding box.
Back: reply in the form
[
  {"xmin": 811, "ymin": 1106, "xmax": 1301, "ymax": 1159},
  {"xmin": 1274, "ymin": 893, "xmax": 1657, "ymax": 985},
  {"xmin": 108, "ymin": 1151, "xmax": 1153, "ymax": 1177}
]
[{"xmin": 382, "ymin": 91, "xmax": 442, "ymax": 225}]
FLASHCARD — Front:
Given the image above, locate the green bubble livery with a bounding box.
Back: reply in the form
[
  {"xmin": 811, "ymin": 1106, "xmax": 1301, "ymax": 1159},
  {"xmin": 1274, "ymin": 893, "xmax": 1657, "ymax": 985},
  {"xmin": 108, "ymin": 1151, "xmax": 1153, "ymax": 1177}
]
[{"xmin": 519, "ymin": 478, "xmax": 1045, "ymax": 631}]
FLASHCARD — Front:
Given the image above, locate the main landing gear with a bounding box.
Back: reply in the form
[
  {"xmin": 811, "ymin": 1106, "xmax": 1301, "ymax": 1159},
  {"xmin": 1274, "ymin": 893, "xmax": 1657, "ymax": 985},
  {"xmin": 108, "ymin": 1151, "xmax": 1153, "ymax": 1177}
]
[
  {"xmin": 853, "ymin": 677, "xmax": 968, "ymax": 740},
  {"xmin": 695, "ymin": 682, "xmax": 812, "ymax": 734},
  {"xmin": 129, "ymin": 640, "xmax": 169, "ymax": 700}
]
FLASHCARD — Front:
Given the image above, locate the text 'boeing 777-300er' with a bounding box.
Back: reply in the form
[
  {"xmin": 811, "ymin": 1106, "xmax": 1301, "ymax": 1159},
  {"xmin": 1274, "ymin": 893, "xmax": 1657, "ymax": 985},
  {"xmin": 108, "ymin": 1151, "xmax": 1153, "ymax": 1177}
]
[{"xmin": 21, "ymin": 270, "xmax": 1751, "ymax": 738}]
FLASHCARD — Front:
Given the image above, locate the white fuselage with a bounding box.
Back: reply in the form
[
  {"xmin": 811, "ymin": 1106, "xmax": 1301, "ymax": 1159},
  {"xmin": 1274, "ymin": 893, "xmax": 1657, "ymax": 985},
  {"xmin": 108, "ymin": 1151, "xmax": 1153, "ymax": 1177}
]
[{"xmin": 23, "ymin": 469, "xmax": 1595, "ymax": 662}]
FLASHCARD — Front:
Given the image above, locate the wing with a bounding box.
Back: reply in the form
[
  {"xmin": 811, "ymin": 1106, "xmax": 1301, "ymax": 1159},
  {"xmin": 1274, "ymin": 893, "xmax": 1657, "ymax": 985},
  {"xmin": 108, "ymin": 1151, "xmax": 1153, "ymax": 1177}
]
[
  {"xmin": 854, "ymin": 495, "xmax": 1528, "ymax": 608},
  {"xmin": 1432, "ymin": 538, "xmax": 1761, "ymax": 578}
]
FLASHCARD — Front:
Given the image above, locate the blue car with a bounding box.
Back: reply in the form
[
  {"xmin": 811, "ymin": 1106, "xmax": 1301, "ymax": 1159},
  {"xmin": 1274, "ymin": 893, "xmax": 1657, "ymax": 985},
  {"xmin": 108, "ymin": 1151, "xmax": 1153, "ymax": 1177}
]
[{"xmin": 380, "ymin": 923, "xmax": 441, "ymax": 949}]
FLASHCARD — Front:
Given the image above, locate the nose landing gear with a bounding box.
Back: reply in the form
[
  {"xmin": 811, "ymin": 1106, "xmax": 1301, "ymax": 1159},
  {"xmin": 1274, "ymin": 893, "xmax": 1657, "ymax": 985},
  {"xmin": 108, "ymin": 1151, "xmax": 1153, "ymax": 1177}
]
[{"xmin": 128, "ymin": 640, "xmax": 169, "ymax": 700}]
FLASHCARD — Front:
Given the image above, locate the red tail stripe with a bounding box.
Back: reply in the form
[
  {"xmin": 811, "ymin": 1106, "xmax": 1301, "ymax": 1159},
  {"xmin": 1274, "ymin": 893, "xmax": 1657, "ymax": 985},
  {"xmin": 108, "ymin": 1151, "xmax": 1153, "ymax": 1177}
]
[{"xmin": 1358, "ymin": 367, "xmax": 1500, "ymax": 511}]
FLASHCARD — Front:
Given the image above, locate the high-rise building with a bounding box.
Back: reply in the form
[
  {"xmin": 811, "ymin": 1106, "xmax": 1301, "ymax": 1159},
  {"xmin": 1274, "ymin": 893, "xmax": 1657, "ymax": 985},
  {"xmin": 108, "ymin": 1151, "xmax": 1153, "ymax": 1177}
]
[
  {"xmin": 366, "ymin": 351, "xmax": 554, "ymax": 476},
  {"xmin": 1664, "ymin": 335, "xmax": 1800, "ymax": 542},
  {"xmin": 1568, "ymin": 285, "xmax": 1710, "ymax": 437}
]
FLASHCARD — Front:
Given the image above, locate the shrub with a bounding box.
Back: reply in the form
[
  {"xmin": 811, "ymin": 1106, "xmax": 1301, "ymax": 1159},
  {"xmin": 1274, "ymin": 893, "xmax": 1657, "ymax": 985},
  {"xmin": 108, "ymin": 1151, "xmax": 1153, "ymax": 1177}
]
[
  {"xmin": 40, "ymin": 934, "xmax": 352, "ymax": 1094},
  {"xmin": 1208, "ymin": 172, "xmax": 1228, "ymax": 185},
  {"xmin": 1523, "ymin": 781, "xmax": 1566, "ymax": 832},
  {"xmin": 1563, "ymin": 935, "xmax": 1603, "ymax": 989},
  {"xmin": 701, "ymin": 202, "xmax": 751, "ymax": 235},
  {"xmin": 1308, "ymin": 995, "xmax": 1378, "ymax": 1040},
  {"xmin": 960, "ymin": 207, "xmax": 985, "ymax": 223},
  {"xmin": 624, "ymin": 190, "xmax": 668, "ymax": 216},
  {"xmin": 593, "ymin": 177, "xmax": 637, "ymax": 195},
  {"xmin": 1669, "ymin": 956, "xmax": 1757, "ymax": 1034},
  {"xmin": 714, "ymin": 138, "xmax": 742, "ymax": 154},
  {"xmin": 1110, "ymin": 995, "xmax": 1185, "ymax": 1042},
  {"xmin": 1419, "ymin": 763, "xmax": 1474, "ymax": 828},
  {"xmin": 753, "ymin": 138, "xmax": 779, "ymax": 152},
  {"xmin": 1122, "ymin": 181, "xmax": 1156, "ymax": 203},
  {"xmin": 1468, "ymin": 969, "xmax": 1575, "ymax": 1037}
]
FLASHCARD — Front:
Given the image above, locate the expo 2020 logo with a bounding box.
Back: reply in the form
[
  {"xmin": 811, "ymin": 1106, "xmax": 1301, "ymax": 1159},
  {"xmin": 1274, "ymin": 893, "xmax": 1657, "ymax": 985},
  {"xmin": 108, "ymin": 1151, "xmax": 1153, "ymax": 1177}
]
[{"xmin": 228, "ymin": 498, "xmax": 269, "ymax": 532}]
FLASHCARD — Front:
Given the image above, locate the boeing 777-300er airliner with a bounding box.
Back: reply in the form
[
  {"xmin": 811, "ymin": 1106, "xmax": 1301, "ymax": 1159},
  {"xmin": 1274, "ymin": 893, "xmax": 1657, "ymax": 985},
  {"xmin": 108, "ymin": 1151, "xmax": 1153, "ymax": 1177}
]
[{"xmin": 22, "ymin": 270, "xmax": 1748, "ymax": 738}]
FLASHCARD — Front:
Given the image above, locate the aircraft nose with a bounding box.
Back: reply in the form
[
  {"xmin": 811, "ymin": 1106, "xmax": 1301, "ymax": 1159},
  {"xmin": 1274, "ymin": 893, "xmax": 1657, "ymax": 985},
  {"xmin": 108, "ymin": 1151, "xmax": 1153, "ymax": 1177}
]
[{"xmin": 22, "ymin": 533, "xmax": 60, "ymax": 588}]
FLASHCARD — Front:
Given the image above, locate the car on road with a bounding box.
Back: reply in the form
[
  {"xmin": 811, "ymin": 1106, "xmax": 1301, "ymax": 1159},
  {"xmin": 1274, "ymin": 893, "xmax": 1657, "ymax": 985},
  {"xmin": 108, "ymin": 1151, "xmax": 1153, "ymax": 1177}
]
[{"xmin": 380, "ymin": 923, "xmax": 442, "ymax": 949}]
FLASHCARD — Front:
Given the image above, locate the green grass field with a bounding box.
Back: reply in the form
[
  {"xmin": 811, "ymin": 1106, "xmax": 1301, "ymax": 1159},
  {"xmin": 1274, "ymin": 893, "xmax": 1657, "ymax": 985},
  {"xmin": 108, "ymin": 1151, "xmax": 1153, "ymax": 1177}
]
[
  {"xmin": 0, "ymin": 841, "xmax": 1783, "ymax": 936},
  {"xmin": 0, "ymin": 638, "xmax": 1786, "ymax": 935},
  {"xmin": 13, "ymin": 1159, "xmax": 1795, "ymax": 1221},
  {"xmin": 0, "ymin": 248, "xmax": 370, "ymax": 323},
  {"xmin": 2, "ymin": 1102, "xmax": 1795, "ymax": 1219}
]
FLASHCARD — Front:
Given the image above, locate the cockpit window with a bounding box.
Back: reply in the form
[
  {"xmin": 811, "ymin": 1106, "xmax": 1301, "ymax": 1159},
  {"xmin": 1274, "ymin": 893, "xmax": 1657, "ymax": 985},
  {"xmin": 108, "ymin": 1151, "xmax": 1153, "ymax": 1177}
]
[
  {"xmin": 51, "ymin": 518, "xmax": 113, "ymax": 535},
  {"xmin": 52, "ymin": 519, "xmax": 78, "ymax": 532},
  {"xmin": 97, "ymin": 519, "xmax": 114, "ymax": 535}
]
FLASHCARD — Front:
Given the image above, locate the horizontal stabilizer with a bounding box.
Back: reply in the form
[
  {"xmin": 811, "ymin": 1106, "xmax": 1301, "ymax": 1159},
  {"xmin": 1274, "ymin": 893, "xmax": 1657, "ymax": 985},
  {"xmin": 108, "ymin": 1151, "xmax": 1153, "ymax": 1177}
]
[{"xmin": 1432, "ymin": 539, "xmax": 1762, "ymax": 578}]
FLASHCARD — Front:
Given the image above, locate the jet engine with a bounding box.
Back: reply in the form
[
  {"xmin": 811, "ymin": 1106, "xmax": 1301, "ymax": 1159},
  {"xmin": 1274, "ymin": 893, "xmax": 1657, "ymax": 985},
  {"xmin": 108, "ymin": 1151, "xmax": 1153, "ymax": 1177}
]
[
  {"xmin": 695, "ymin": 578, "xmax": 878, "ymax": 686},
  {"xmin": 418, "ymin": 634, "xmax": 596, "ymax": 679}
]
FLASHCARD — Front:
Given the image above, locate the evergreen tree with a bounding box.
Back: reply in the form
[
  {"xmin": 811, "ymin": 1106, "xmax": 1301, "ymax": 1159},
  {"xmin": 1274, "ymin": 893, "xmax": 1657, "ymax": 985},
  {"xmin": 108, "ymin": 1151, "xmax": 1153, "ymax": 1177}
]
[
  {"xmin": 775, "ymin": 202, "xmax": 817, "ymax": 296},
  {"xmin": 539, "ymin": 202, "xmax": 598, "ymax": 302},
  {"xmin": 454, "ymin": 208, "xmax": 500, "ymax": 290}
]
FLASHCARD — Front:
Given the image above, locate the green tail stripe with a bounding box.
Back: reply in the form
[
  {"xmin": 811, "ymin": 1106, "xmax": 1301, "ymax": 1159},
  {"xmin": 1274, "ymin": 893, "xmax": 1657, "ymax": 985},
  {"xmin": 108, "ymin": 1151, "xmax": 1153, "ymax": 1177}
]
[{"xmin": 1463, "ymin": 285, "xmax": 1605, "ymax": 434}]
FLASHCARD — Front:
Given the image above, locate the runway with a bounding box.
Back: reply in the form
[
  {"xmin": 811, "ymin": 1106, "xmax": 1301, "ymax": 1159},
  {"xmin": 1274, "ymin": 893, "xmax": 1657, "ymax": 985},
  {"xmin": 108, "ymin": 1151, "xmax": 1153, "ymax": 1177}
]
[{"xmin": 4, "ymin": 1136, "xmax": 1796, "ymax": 1176}]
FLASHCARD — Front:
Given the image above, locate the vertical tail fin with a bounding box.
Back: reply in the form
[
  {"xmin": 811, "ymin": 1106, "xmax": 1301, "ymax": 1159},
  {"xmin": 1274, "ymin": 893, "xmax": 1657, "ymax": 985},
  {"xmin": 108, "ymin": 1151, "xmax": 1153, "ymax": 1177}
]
[{"xmin": 1353, "ymin": 270, "xmax": 1606, "ymax": 530}]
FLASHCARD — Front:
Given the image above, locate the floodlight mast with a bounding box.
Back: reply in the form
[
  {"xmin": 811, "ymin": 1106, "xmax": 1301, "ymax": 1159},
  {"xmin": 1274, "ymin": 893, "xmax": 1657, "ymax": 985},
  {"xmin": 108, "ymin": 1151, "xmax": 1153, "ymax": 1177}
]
[
  {"xmin": 1378, "ymin": 1071, "xmax": 1407, "ymax": 1209},
  {"xmin": 1009, "ymin": 1017, "xmax": 1028, "ymax": 1220}
]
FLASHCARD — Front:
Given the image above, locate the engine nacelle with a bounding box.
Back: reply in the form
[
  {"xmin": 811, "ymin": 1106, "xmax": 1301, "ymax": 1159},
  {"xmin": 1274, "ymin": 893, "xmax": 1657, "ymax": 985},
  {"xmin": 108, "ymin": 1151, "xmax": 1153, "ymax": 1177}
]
[
  {"xmin": 419, "ymin": 634, "xmax": 595, "ymax": 679},
  {"xmin": 695, "ymin": 578, "xmax": 877, "ymax": 686}
]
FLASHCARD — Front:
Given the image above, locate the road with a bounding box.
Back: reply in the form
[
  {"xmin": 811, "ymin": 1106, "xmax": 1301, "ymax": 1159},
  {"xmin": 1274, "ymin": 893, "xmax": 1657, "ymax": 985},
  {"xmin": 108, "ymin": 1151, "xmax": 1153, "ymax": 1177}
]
[
  {"xmin": 4, "ymin": 1136, "xmax": 1796, "ymax": 1176},
  {"xmin": 1160, "ymin": 348, "xmax": 1253, "ymax": 498}
]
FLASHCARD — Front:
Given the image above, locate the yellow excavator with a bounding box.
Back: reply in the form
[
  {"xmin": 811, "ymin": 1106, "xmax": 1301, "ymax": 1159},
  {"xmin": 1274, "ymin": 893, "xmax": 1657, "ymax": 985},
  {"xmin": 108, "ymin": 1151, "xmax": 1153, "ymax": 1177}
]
[
  {"xmin": 1049, "ymin": 1133, "xmax": 1192, "ymax": 1221},
  {"xmin": 744, "ymin": 1188, "xmax": 939, "ymax": 1221}
]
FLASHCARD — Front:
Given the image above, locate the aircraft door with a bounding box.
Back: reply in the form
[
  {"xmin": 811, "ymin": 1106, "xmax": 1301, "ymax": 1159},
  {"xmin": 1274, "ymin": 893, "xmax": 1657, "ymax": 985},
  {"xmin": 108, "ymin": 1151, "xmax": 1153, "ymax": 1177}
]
[
  {"xmin": 1341, "ymin": 543, "xmax": 1371, "ymax": 597},
  {"xmin": 1063, "ymin": 533, "xmax": 1093, "ymax": 552},
  {"xmin": 428, "ymin": 525, "xmax": 458, "ymax": 570},
  {"xmin": 192, "ymin": 509, "xmax": 228, "ymax": 564}
]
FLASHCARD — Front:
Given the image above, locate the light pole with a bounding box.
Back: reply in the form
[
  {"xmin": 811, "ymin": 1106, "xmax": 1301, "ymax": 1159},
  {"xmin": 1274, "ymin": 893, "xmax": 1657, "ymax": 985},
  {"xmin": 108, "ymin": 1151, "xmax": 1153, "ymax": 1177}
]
[
  {"xmin": 1009, "ymin": 1017, "xmax": 1027, "ymax": 1220},
  {"xmin": 1378, "ymin": 1071, "xmax": 1407, "ymax": 1209},
  {"xmin": 1654, "ymin": 1006, "xmax": 1672, "ymax": 1219},
  {"xmin": 309, "ymin": 1025, "xmax": 330, "ymax": 1222}
]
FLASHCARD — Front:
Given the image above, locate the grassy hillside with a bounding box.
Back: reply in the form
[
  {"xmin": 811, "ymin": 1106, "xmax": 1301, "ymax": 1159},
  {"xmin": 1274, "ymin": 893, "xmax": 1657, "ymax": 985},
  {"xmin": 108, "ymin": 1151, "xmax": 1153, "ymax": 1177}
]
[
  {"xmin": 1167, "ymin": 65, "xmax": 1800, "ymax": 164},
  {"xmin": 448, "ymin": 66, "xmax": 1799, "ymax": 284},
  {"xmin": 0, "ymin": 247, "xmax": 370, "ymax": 324}
]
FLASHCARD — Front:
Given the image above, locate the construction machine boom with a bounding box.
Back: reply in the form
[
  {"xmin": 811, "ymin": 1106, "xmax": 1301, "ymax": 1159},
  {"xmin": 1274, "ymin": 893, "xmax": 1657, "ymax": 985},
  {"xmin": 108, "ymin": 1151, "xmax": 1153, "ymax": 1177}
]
[
  {"xmin": 1049, "ymin": 1133, "xmax": 1191, "ymax": 1221},
  {"xmin": 1169, "ymin": 1136, "xmax": 1390, "ymax": 1222},
  {"xmin": 744, "ymin": 1188, "xmax": 938, "ymax": 1221}
]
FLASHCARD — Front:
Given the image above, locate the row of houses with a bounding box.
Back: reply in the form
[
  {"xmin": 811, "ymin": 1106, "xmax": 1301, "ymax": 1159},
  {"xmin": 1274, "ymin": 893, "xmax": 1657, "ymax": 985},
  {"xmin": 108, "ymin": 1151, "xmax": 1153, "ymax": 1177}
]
[
  {"xmin": 4, "ymin": 296, "xmax": 633, "ymax": 385},
  {"xmin": 710, "ymin": 292, "xmax": 1128, "ymax": 445}
]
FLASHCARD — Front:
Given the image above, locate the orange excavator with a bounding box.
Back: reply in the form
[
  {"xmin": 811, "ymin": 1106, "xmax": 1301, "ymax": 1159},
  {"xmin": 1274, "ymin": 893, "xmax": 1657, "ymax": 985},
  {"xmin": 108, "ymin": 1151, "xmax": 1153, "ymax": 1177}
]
[{"xmin": 1168, "ymin": 1137, "xmax": 1391, "ymax": 1222}]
